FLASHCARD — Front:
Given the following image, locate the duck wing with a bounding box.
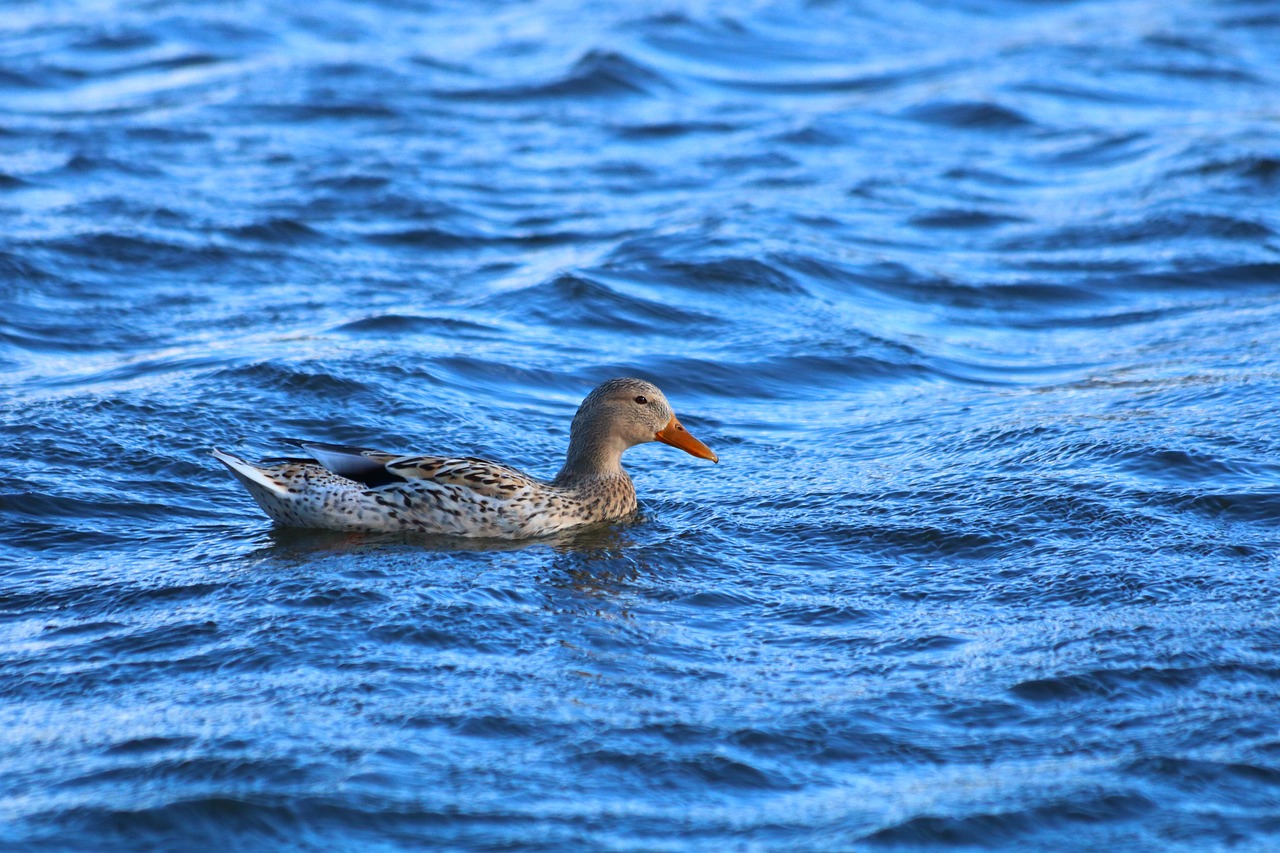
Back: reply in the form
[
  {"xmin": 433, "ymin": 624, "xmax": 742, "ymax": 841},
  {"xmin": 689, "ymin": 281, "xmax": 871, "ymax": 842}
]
[
  {"xmin": 277, "ymin": 439, "xmax": 406, "ymax": 488},
  {"xmin": 384, "ymin": 455, "xmax": 542, "ymax": 498},
  {"xmin": 280, "ymin": 439, "xmax": 542, "ymax": 497}
]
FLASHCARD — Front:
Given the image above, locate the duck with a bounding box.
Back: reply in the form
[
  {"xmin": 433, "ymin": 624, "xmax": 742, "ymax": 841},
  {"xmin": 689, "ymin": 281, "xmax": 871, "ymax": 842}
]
[{"xmin": 212, "ymin": 377, "xmax": 718, "ymax": 538}]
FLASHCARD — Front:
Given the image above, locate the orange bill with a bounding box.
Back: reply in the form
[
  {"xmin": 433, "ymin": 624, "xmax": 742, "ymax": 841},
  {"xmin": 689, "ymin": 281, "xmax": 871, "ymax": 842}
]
[{"xmin": 655, "ymin": 415, "xmax": 719, "ymax": 463}]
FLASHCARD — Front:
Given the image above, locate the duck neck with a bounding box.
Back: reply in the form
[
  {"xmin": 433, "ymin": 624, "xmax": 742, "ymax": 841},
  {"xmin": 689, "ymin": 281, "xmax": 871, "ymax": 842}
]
[{"xmin": 554, "ymin": 425, "xmax": 629, "ymax": 486}]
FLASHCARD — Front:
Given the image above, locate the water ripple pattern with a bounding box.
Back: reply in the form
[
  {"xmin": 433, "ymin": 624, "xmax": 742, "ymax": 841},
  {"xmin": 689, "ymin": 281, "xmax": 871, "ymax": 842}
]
[{"xmin": 3, "ymin": 0, "xmax": 1280, "ymax": 849}]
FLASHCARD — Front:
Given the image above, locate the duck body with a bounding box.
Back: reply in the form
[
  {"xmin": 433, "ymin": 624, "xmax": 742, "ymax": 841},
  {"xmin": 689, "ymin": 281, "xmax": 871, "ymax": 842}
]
[
  {"xmin": 211, "ymin": 446, "xmax": 640, "ymax": 537},
  {"xmin": 213, "ymin": 378, "xmax": 717, "ymax": 538}
]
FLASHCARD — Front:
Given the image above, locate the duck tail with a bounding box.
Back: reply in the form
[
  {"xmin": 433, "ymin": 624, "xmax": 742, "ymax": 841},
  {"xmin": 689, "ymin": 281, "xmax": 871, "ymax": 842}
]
[{"xmin": 212, "ymin": 449, "xmax": 290, "ymax": 495}]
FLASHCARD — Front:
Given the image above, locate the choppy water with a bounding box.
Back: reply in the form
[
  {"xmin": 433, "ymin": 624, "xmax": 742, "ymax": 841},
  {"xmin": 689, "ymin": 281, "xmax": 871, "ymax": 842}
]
[{"xmin": 4, "ymin": 0, "xmax": 1280, "ymax": 848}]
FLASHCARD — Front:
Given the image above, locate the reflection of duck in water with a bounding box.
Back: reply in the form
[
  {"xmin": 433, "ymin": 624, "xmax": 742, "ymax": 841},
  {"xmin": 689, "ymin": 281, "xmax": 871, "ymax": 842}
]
[{"xmin": 213, "ymin": 378, "xmax": 718, "ymax": 538}]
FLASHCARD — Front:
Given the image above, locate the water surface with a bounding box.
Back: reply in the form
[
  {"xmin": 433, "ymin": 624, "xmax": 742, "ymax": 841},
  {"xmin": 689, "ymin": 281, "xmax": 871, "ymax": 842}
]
[{"xmin": 3, "ymin": 0, "xmax": 1280, "ymax": 849}]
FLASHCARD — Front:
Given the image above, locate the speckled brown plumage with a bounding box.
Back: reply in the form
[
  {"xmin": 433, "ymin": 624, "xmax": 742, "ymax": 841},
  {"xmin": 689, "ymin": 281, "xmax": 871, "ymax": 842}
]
[{"xmin": 213, "ymin": 378, "xmax": 717, "ymax": 538}]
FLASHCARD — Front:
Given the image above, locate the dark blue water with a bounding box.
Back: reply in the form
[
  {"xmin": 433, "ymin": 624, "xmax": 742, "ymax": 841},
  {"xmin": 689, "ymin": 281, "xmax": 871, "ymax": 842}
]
[{"xmin": 4, "ymin": 0, "xmax": 1280, "ymax": 848}]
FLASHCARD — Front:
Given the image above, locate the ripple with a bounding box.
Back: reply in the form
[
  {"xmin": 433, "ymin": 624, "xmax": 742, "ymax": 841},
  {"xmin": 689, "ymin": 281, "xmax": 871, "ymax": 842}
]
[
  {"xmin": 1009, "ymin": 666, "xmax": 1237, "ymax": 703},
  {"xmin": 332, "ymin": 314, "xmax": 495, "ymax": 338},
  {"xmin": 635, "ymin": 348, "xmax": 935, "ymax": 400},
  {"xmin": 247, "ymin": 103, "xmax": 401, "ymax": 122},
  {"xmin": 102, "ymin": 735, "xmax": 198, "ymax": 756},
  {"xmin": 901, "ymin": 100, "xmax": 1036, "ymax": 130},
  {"xmin": 363, "ymin": 226, "xmax": 482, "ymax": 249},
  {"xmin": 363, "ymin": 226, "xmax": 593, "ymax": 251},
  {"xmin": 72, "ymin": 30, "xmax": 159, "ymax": 53},
  {"xmin": 910, "ymin": 209, "xmax": 1025, "ymax": 230},
  {"xmin": 997, "ymin": 212, "xmax": 1273, "ymax": 252},
  {"xmin": 209, "ymin": 363, "xmax": 377, "ymax": 400},
  {"xmin": 571, "ymin": 747, "xmax": 785, "ymax": 791},
  {"xmin": 42, "ymin": 232, "xmax": 229, "ymax": 269},
  {"xmin": 604, "ymin": 250, "xmax": 809, "ymax": 296},
  {"xmin": 1125, "ymin": 755, "xmax": 1280, "ymax": 790},
  {"xmin": 763, "ymin": 603, "xmax": 877, "ymax": 627},
  {"xmin": 439, "ymin": 50, "xmax": 669, "ymax": 101},
  {"xmin": 612, "ymin": 119, "xmax": 740, "ymax": 140},
  {"xmin": 479, "ymin": 273, "xmax": 723, "ymax": 334},
  {"xmin": 35, "ymin": 798, "xmax": 307, "ymax": 849},
  {"xmin": 1178, "ymin": 492, "xmax": 1280, "ymax": 524},
  {"xmin": 1177, "ymin": 154, "xmax": 1280, "ymax": 191},
  {"xmin": 1111, "ymin": 262, "xmax": 1280, "ymax": 292},
  {"xmin": 227, "ymin": 218, "xmax": 322, "ymax": 244},
  {"xmin": 1036, "ymin": 131, "xmax": 1153, "ymax": 167},
  {"xmin": 866, "ymin": 791, "xmax": 1156, "ymax": 846}
]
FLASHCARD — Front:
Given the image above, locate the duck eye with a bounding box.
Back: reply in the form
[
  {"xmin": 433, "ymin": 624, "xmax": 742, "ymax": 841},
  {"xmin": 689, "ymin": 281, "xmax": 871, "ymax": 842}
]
[{"xmin": 634, "ymin": 395, "xmax": 648, "ymax": 404}]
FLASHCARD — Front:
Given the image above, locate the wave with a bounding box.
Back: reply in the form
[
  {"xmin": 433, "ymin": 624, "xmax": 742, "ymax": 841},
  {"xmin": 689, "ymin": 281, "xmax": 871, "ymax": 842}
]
[
  {"xmin": 901, "ymin": 100, "xmax": 1037, "ymax": 131},
  {"xmin": 477, "ymin": 273, "xmax": 722, "ymax": 334},
  {"xmin": 997, "ymin": 212, "xmax": 1273, "ymax": 252},
  {"xmin": 866, "ymin": 791, "xmax": 1155, "ymax": 846},
  {"xmin": 226, "ymin": 218, "xmax": 322, "ymax": 244},
  {"xmin": 40, "ymin": 232, "xmax": 231, "ymax": 269},
  {"xmin": 436, "ymin": 50, "xmax": 670, "ymax": 101},
  {"xmin": 331, "ymin": 314, "xmax": 495, "ymax": 338}
]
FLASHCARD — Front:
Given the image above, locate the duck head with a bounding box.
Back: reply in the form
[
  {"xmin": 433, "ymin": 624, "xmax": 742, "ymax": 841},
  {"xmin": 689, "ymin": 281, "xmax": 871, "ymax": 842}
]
[{"xmin": 559, "ymin": 377, "xmax": 718, "ymax": 478}]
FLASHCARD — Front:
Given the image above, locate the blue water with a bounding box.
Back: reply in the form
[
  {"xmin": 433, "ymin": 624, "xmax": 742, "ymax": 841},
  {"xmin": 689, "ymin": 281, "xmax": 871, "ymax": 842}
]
[{"xmin": 4, "ymin": 0, "xmax": 1280, "ymax": 848}]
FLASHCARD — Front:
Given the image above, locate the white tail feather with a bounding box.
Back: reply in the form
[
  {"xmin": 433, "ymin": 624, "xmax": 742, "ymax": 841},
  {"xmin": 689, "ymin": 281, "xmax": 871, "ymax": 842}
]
[{"xmin": 211, "ymin": 449, "xmax": 290, "ymax": 495}]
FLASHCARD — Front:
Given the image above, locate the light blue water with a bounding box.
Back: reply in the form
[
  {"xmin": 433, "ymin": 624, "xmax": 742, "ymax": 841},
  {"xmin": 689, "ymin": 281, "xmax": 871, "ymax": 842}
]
[{"xmin": 4, "ymin": 0, "xmax": 1280, "ymax": 848}]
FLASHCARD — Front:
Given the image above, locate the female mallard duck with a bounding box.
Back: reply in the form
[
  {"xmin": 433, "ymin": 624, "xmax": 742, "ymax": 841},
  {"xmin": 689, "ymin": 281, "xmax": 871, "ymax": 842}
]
[{"xmin": 212, "ymin": 377, "xmax": 718, "ymax": 538}]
